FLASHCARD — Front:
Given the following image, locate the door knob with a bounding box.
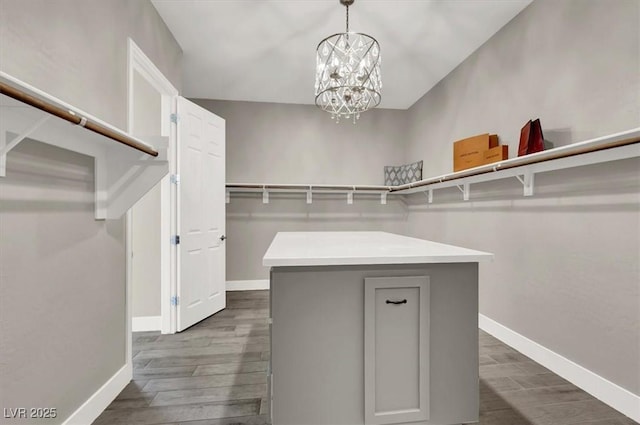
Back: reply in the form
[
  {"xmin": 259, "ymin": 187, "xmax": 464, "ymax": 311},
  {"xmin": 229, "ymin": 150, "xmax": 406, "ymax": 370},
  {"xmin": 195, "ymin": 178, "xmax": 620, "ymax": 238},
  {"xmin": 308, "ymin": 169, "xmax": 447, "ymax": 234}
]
[{"xmin": 220, "ymin": 235, "xmax": 226, "ymax": 241}]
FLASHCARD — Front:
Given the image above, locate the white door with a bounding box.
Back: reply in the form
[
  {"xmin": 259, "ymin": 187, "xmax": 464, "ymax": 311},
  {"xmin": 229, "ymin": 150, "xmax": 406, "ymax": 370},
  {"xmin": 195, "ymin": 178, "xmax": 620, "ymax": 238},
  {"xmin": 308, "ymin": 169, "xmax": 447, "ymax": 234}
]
[{"xmin": 176, "ymin": 96, "xmax": 226, "ymax": 331}]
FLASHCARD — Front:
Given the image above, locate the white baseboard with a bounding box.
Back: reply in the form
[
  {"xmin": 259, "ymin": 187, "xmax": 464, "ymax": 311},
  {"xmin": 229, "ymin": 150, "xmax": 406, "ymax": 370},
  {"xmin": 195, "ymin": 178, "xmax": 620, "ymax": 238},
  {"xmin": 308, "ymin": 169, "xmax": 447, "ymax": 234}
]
[
  {"xmin": 479, "ymin": 314, "xmax": 640, "ymax": 422},
  {"xmin": 226, "ymin": 279, "xmax": 270, "ymax": 291},
  {"xmin": 62, "ymin": 363, "xmax": 131, "ymax": 425},
  {"xmin": 132, "ymin": 315, "xmax": 161, "ymax": 332}
]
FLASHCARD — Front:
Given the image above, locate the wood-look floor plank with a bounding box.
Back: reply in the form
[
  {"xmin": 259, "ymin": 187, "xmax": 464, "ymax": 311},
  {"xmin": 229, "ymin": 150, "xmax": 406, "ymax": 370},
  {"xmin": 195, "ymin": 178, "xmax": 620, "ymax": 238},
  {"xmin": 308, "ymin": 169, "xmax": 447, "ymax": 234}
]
[
  {"xmin": 116, "ymin": 380, "xmax": 151, "ymax": 400},
  {"xmin": 517, "ymin": 399, "xmax": 630, "ymax": 425},
  {"xmin": 135, "ymin": 337, "xmax": 214, "ymax": 351},
  {"xmin": 134, "ymin": 343, "xmax": 269, "ymax": 359},
  {"xmin": 580, "ymin": 419, "xmax": 640, "ymax": 425},
  {"xmin": 226, "ymin": 301, "xmax": 270, "ymax": 309},
  {"xmin": 146, "ymin": 352, "xmax": 262, "ymax": 368},
  {"xmin": 143, "ymin": 372, "xmax": 267, "ymax": 392},
  {"xmin": 93, "ymin": 399, "xmax": 260, "ymax": 425},
  {"xmin": 175, "ymin": 415, "xmax": 270, "ymax": 425},
  {"xmin": 107, "ymin": 395, "xmax": 157, "ymax": 410},
  {"xmin": 133, "ymin": 366, "xmax": 197, "ymax": 380},
  {"xmin": 510, "ymin": 372, "xmax": 571, "ymax": 389},
  {"xmin": 150, "ymin": 384, "xmax": 267, "ymax": 407},
  {"xmin": 193, "ymin": 361, "xmax": 268, "ymax": 376},
  {"xmin": 480, "ymin": 376, "xmax": 524, "ymax": 393}
]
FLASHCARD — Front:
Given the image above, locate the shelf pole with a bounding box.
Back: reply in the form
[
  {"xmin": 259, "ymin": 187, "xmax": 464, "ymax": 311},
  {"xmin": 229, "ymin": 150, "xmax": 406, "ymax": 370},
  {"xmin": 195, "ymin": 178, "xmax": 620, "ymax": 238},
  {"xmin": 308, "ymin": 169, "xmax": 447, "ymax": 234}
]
[
  {"xmin": 524, "ymin": 170, "xmax": 535, "ymax": 196},
  {"xmin": 516, "ymin": 171, "xmax": 535, "ymax": 196},
  {"xmin": 0, "ymin": 82, "xmax": 158, "ymax": 157},
  {"xmin": 456, "ymin": 183, "xmax": 470, "ymax": 201}
]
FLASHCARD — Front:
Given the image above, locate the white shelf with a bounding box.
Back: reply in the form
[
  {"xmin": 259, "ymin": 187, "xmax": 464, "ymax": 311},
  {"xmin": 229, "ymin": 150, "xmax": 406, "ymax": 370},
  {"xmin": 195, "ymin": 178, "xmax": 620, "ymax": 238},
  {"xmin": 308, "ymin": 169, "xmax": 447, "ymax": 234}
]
[
  {"xmin": 0, "ymin": 72, "xmax": 169, "ymax": 219},
  {"xmin": 226, "ymin": 183, "xmax": 392, "ymax": 204},
  {"xmin": 226, "ymin": 128, "xmax": 640, "ymax": 204},
  {"xmin": 391, "ymin": 127, "xmax": 640, "ymax": 200}
]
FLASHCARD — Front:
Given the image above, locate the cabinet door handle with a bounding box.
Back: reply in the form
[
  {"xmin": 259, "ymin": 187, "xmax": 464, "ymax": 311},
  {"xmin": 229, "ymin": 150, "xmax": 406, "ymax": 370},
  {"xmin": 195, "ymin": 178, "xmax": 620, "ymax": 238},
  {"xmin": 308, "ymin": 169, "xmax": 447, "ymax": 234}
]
[{"xmin": 386, "ymin": 299, "xmax": 407, "ymax": 305}]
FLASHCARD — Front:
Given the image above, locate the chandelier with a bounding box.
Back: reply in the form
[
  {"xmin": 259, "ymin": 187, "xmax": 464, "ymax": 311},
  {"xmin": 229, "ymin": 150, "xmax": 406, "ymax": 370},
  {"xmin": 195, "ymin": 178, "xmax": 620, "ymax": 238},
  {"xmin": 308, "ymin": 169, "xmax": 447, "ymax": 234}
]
[{"xmin": 314, "ymin": 0, "xmax": 381, "ymax": 123}]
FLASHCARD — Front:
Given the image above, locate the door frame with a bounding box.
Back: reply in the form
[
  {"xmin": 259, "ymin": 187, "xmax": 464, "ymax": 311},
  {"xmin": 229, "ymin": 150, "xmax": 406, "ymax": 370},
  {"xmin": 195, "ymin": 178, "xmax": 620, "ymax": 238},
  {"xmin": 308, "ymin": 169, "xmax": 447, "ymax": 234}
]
[{"xmin": 125, "ymin": 38, "xmax": 179, "ymax": 374}]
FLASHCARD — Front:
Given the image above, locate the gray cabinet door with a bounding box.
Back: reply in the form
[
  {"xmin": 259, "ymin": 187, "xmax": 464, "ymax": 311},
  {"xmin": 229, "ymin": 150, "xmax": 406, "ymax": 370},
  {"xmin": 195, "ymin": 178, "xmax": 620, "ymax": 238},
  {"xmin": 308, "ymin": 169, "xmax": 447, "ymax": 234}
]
[{"xmin": 364, "ymin": 276, "xmax": 430, "ymax": 425}]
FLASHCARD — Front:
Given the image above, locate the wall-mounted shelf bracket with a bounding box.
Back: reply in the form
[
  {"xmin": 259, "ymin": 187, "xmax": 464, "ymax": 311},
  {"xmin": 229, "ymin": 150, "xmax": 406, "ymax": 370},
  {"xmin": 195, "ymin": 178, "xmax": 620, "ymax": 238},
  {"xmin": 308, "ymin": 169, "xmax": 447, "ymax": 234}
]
[
  {"xmin": 381, "ymin": 192, "xmax": 387, "ymax": 205},
  {"xmin": 424, "ymin": 189, "xmax": 433, "ymax": 204},
  {"xmin": 347, "ymin": 190, "xmax": 354, "ymax": 205},
  {"xmin": 263, "ymin": 186, "xmax": 270, "ymax": 204},
  {"xmin": 0, "ymin": 115, "xmax": 52, "ymax": 176},
  {"xmin": 225, "ymin": 190, "xmax": 230, "ymax": 204},
  {"xmin": 457, "ymin": 183, "xmax": 470, "ymax": 201},
  {"xmin": 307, "ymin": 187, "xmax": 313, "ymax": 204},
  {"xmin": 515, "ymin": 170, "xmax": 535, "ymax": 196}
]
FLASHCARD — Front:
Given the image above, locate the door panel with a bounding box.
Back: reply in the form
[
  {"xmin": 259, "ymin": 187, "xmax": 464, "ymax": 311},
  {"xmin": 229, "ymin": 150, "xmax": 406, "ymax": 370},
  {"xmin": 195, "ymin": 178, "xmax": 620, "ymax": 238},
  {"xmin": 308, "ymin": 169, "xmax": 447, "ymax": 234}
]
[
  {"xmin": 176, "ymin": 97, "xmax": 225, "ymax": 332},
  {"xmin": 364, "ymin": 276, "xmax": 430, "ymax": 425}
]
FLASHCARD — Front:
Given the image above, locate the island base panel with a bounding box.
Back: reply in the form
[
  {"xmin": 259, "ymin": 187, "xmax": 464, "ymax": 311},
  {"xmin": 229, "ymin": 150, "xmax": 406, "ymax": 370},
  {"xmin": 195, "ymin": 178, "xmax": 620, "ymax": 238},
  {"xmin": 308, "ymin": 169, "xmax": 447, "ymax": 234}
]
[{"xmin": 270, "ymin": 263, "xmax": 479, "ymax": 425}]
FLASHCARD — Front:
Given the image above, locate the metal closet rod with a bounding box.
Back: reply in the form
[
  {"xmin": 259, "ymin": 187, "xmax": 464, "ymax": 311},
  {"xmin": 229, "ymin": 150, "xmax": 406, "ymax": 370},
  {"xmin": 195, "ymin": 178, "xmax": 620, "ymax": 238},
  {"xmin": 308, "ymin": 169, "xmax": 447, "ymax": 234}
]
[
  {"xmin": 227, "ymin": 183, "xmax": 392, "ymax": 191},
  {"xmin": 0, "ymin": 82, "xmax": 158, "ymax": 157}
]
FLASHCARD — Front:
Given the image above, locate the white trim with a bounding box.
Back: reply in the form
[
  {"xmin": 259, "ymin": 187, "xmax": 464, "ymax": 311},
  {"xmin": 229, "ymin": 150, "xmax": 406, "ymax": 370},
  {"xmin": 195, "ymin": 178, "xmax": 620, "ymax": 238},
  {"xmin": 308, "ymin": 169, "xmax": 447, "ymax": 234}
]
[
  {"xmin": 128, "ymin": 39, "xmax": 178, "ymax": 98},
  {"xmin": 125, "ymin": 210, "xmax": 133, "ymax": 374},
  {"xmin": 132, "ymin": 315, "xmax": 162, "ymax": 332},
  {"xmin": 226, "ymin": 279, "xmax": 270, "ymax": 291},
  {"xmin": 479, "ymin": 314, "xmax": 640, "ymax": 422},
  {"xmin": 62, "ymin": 363, "xmax": 131, "ymax": 425},
  {"xmin": 126, "ymin": 37, "xmax": 179, "ymax": 368},
  {"xmin": 159, "ymin": 175, "xmax": 172, "ymax": 334}
]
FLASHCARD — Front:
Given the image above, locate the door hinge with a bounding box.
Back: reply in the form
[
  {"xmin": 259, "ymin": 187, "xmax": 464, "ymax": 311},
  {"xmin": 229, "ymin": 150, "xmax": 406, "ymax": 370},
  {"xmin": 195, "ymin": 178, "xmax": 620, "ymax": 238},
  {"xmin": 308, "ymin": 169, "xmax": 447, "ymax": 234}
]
[
  {"xmin": 171, "ymin": 235, "xmax": 180, "ymax": 245},
  {"xmin": 170, "ymin": 296, "xmax": 179, "ymax": 306},
  {"xmin": 170, "ymin": 174, "xmax": 180, "ymax": 184},
  {"xmin": 170, "ymin": 113, "xmax": 179, "ymax": 124}
]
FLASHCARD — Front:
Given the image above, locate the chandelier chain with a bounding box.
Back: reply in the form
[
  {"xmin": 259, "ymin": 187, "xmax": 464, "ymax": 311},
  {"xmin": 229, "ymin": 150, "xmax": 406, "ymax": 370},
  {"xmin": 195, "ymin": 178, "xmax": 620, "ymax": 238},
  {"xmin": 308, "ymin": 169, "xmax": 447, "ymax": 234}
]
[{"xmin": 346, "ymin": 4, "xmax": 349, "ymax": 33}]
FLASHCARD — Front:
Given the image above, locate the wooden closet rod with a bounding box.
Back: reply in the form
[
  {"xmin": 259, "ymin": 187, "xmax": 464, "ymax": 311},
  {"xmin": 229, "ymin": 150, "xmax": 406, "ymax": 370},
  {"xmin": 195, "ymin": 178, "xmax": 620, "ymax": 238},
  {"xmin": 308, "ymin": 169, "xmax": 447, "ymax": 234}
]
[{"xmin": 0, "ymin": 82, "xmax": 158, "ymax": 157}]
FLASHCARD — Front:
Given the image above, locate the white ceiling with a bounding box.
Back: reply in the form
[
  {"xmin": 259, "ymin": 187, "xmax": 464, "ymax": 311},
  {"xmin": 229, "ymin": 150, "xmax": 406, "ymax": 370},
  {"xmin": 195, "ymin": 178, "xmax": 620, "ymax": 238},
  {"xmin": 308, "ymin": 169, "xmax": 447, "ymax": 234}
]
[{"xmin": 151, "ymin": 0, "xmax": 532, "ymax": 110}]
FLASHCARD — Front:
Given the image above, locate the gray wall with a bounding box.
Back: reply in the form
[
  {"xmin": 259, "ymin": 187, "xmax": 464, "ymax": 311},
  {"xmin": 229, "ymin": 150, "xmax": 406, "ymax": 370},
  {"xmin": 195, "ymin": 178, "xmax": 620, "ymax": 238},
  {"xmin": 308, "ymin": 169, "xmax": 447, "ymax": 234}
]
[
  {"xmin": 191, "ymin": 99, "xmax": 410, "ymax": 281},
  {"xmin": 404, "ymin": 0, "xmax": 640, "ymax": 395},
  {"xmin": 0, "ymin": 0, "xmax": 182, "ymax": 423}
]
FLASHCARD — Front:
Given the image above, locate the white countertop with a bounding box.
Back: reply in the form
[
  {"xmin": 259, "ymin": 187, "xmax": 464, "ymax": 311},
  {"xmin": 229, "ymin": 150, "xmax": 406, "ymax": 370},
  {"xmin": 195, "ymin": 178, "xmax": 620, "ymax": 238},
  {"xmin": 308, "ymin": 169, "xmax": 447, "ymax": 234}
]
[{"xmin": 263, "ymin": 231, "xmax": 494, "ymax": 267}]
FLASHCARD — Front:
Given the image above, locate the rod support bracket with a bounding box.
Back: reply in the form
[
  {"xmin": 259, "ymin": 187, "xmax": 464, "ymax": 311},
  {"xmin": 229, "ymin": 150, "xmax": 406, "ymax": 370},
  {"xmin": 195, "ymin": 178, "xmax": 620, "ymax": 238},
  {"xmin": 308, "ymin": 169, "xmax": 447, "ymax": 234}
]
[
  {"xmin": 457, "ymin": 183, "xmax": 470, "ymax": 201},
  {"xmin": 516, "ymin": 170, "xmax": 535, "ymax": 196}
]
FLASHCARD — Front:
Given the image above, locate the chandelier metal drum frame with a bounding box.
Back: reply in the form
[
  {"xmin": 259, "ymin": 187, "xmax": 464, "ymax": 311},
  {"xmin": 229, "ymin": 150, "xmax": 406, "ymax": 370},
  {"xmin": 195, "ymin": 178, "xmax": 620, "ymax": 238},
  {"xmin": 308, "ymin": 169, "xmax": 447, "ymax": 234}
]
[{"xmin": 314, "ymin": 0, "xmax": 382, "ymax": 123}]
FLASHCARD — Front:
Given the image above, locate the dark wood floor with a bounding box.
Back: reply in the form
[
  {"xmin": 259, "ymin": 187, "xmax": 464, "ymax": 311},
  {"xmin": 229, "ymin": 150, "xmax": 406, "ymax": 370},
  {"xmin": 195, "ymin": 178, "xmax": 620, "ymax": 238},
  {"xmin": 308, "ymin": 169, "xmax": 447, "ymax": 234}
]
[{"xmin": 94, "ymin": 290, "xmax": 637, "ymax": 425}]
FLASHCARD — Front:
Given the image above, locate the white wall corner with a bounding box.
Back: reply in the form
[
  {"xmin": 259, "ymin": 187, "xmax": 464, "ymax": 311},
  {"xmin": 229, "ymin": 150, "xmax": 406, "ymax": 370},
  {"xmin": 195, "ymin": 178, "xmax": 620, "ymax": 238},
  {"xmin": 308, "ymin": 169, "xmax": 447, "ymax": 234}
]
[
  {"xmin": 226, "ymin": 279, "xmax": 270, "ymax": 291},
  {"xmin": 132, "ymin": 315, "xmax": 162, "ymax": 332},
  {"xmin": 479, "ymin": 314, "xmax": 640, "ymax": 423},
  {"xmin": 62, "ymin": 363, "xmax": 131, "ymax": 425}
]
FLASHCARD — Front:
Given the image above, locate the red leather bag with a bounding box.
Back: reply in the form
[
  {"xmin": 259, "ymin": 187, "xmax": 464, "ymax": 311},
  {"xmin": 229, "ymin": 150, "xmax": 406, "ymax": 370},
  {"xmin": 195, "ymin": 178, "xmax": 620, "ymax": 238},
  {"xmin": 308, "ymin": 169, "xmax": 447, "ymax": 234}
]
[{"xmin": 518, "ymin": 119, "xmax": 545, "ymax": 156}]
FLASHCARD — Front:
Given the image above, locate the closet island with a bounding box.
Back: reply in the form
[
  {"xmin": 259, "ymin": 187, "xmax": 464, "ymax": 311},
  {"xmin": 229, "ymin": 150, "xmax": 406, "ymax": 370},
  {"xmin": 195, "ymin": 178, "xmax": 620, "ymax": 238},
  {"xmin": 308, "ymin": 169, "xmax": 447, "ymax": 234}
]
[{"xmin": 263, "ymin": 231, "xmax": 493, "ymax": 425}]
